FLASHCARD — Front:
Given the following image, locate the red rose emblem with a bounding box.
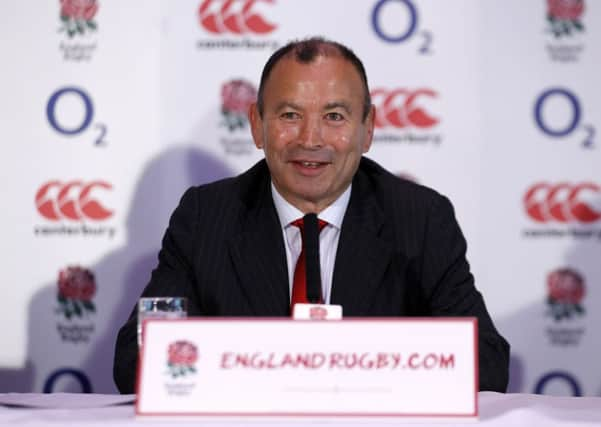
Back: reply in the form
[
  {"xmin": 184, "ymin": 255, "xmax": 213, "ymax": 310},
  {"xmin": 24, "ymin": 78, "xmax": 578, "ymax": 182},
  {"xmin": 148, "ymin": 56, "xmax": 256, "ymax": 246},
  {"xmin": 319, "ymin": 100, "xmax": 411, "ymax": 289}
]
[
  {"xmin": 168, "ymin": 341, "xmax": 198, "ymax": 366},
  {"xmin": 58, "ymin": 266, "xmax": 96, "ymax": 301},
  {"xmin": 221, "ymin": 80, "xmax": 257, "ymax": 115},
  {"xmin": 60, "ymin": 0, "xmax": 98, "ymax": 21},
  {"xmin": 547, "ymin": 268, "xmax": 585, "ymax": 304},
  {"xmin": 309, "ymin": 306, "xmax": 328, "ymax": 320},
  {"xmin": 547, "ymin": 0, "xmax": 584, "ymax": 21}
]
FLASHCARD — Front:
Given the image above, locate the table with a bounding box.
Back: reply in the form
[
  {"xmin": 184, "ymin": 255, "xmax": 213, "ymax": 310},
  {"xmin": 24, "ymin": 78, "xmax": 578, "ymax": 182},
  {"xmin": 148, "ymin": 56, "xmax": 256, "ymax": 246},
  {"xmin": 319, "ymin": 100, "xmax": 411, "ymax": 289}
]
[{"xmin": 1, "ymin": 392, "xmax": 600, "ymax": 426}]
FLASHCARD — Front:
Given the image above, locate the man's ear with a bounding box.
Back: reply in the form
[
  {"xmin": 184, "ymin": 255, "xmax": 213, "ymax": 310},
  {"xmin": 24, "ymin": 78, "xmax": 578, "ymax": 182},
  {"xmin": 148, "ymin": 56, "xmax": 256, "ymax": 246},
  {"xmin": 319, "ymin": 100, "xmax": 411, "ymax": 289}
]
[
  {"xmin": 362, "ymin": 104, "xmax": 375, "ymax": 153},
  {"xmin": 248, "ymin": 103, "xmax": 264, "ymax": 149}
]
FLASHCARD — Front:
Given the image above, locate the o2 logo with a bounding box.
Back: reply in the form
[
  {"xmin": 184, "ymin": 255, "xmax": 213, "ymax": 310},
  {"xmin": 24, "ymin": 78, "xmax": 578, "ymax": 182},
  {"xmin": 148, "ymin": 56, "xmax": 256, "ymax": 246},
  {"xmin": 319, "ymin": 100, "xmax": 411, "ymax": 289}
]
[
  {"xmin": 534, "ymin": 88, "xmax": 595, "ymax": 149},
  {"xmin": 534, "ymin": 371, "xmax": 582, "ymax": 397},
  {"xmin": 46, "ymin": 86, "xmax": 108, "ymax": 146},
  {"xmin": 43, "ymin": 368, "xmax": 92, "ymax": 393},
  {"xmin": 371, "ymin": 0, "xmax": 433, "ymax": 54}
]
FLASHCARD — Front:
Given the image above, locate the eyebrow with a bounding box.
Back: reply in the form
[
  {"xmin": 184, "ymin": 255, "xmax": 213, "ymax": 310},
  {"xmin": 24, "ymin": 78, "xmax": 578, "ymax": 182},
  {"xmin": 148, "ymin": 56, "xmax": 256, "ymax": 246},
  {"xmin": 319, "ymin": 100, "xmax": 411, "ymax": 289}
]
[
  {"xmin": 324, "ymin": 101, "xmax": 352, "ymax": 114},
  {"xmin": 272, "ymin": 100, "xmax": 353, "ymax": 114},
  {"xmin": 274, "ymin": 101, "xmax": 303, "ymax": 112}
]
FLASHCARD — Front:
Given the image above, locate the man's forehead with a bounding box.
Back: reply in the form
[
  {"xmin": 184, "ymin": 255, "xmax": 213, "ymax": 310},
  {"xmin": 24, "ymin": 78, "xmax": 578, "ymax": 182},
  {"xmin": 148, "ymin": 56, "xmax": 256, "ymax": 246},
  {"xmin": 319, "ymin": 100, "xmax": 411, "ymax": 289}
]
[
  {"xmin": 262, "ymin": 62, "xmax": 362, "ymax": 112},
  {"xmin": 265, "ymin": 55, "xmax": 363, "ymax": 91}
]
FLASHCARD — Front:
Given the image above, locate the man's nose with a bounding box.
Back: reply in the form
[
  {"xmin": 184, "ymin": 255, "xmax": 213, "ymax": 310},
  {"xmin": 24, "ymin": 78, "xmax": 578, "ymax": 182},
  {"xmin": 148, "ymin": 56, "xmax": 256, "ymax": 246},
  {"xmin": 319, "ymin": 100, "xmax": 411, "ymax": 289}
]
[{"xmin": 298, "ymin": 116, "xmax": 323, "ymax": 148}]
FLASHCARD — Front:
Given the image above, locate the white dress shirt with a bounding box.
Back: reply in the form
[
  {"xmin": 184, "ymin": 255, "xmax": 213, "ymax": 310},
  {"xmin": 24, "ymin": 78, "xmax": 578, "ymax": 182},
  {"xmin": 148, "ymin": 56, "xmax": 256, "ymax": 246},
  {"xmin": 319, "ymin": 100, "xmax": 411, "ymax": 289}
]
[{"xmin": 271, "ymin": 183, "xmax": 351, "ymax": 304}]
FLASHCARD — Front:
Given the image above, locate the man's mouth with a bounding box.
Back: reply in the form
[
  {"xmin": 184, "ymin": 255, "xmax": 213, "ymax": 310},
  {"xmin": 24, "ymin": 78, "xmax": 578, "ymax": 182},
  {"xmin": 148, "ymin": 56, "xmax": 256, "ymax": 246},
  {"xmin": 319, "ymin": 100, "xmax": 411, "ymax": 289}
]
[
  {"xmin": 290, "ymin": 160, "xmax": 330, "ymax": 174},
  {"xmin": 298, "ymin": 161, "xmax": 323, "ymax": 168}
]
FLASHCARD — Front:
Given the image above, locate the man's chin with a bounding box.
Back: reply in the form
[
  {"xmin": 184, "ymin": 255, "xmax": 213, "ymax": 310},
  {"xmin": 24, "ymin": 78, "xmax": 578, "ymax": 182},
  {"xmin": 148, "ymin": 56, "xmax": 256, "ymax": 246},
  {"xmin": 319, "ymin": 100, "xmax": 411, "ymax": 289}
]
[{"xmin": 291, "ymin": 188, "xmax": 339, "ymax": 211}]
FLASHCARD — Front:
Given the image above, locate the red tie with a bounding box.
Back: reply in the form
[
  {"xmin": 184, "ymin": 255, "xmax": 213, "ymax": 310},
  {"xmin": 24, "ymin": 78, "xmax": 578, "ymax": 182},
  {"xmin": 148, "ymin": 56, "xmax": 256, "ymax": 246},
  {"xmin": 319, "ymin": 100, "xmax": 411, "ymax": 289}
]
[{"xmin": 290, "ymin": 218, "xmax": 328, "ymax": 309}]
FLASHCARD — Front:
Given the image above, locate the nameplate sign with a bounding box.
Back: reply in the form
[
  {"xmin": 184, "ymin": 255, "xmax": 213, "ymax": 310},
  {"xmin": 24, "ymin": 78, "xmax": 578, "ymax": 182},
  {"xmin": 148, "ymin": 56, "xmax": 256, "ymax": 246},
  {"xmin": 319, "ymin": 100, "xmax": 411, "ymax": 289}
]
[{"xmin": 136, "ymin": 318, "xmax": 477, "ymax": 419}]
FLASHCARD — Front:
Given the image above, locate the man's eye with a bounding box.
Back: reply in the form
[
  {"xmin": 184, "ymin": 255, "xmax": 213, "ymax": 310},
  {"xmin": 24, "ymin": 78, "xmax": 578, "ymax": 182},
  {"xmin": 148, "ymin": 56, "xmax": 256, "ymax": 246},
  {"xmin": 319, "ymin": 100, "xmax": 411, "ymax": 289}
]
[
  {"xmin": 280, "ymin": 112, "xmax": 300, "ymax": 120},
  {"xmin": 325, "ymin": 112, "xmax": 344, "ymax": 121}
]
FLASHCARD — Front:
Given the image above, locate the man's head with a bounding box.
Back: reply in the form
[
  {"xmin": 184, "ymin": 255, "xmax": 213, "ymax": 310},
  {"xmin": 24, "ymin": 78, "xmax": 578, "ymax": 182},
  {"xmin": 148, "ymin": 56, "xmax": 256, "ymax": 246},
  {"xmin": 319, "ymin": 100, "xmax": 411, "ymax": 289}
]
[
  {"xmin": 256, "ymin": 38, "xmax": 372, "ymax": 121},
  {"xmin": 249, "ymin": 37, "xmax": 375, "ymax": 213}
]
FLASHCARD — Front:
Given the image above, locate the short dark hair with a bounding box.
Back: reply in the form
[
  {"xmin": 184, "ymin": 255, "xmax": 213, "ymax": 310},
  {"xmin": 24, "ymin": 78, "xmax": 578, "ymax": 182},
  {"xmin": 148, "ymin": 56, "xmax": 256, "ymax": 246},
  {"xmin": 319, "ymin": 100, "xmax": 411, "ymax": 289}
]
[{"xmin": 256, "ymin": 37, "xmax": 372, "ymax": 121}]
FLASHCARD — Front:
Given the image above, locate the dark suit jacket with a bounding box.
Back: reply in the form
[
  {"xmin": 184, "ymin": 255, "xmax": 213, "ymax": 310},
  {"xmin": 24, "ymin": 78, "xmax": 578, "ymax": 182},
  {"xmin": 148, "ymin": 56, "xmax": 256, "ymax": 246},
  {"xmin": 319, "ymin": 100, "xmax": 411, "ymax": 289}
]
[{"xmin": 114, "ymin": 157, "xmax": 509, "ymax": 393}]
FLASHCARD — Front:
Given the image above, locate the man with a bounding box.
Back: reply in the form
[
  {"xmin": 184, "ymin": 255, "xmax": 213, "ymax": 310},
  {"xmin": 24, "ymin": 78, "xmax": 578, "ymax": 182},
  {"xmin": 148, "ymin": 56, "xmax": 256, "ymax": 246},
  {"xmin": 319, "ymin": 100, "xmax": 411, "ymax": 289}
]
[{"xmin": 114, "ymin": 37, "xmax": 509, "ymax": 393}]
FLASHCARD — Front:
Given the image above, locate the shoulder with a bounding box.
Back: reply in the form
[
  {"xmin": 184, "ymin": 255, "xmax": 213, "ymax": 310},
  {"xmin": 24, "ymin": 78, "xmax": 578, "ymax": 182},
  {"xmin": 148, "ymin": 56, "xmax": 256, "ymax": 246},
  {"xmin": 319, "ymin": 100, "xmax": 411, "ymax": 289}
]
[
  {"xmin": 178, "ymin": 159, "xmax": 270, "ymax": 209},
  {"xmin": 163, "ymin": 160, "xmax": 270, "ymax": 237},
  {"xmin": 356, "ymin": 158, "xmax": 464, "ymax": 255},
  {"xmin": 354, "ymin": 157, "xmax": 459, "ymax": 240},
  {"xmin": 357, "ymin": 156, "xmax": 448, "ymax": 209}
]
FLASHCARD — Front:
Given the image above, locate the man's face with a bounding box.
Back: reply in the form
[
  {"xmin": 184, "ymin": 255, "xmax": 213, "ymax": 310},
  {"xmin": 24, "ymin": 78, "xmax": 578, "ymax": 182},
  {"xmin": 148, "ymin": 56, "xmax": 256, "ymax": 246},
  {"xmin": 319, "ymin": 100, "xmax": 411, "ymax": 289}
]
[{"xmin": 249, "ymin": 55, "xmax": 374, "ymax": 213}]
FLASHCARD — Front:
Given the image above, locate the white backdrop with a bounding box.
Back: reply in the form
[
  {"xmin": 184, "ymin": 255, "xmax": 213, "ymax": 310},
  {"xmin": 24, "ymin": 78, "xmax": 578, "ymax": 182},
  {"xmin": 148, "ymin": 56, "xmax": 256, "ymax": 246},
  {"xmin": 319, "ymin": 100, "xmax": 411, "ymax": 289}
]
[{"xmin": 0, "ymin": 0, "xmax": 599, "ymax": 396}]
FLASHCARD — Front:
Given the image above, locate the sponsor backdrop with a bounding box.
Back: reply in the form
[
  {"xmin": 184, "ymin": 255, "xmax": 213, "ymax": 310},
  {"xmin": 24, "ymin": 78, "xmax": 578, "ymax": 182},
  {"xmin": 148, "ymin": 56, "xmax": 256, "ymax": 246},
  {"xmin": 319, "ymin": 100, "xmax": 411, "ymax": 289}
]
[{"xmin": 0, "ymin": 0, "xmax": 599, "ymax": 396}]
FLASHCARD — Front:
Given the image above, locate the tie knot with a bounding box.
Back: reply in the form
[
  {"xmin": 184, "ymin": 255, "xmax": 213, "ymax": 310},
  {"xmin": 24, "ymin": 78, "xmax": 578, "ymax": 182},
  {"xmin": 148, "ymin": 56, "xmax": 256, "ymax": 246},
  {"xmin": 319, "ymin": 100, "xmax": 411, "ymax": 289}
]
[{"xmin": 291, "ymin": 217, "xmax": 328, "ymax": 234}]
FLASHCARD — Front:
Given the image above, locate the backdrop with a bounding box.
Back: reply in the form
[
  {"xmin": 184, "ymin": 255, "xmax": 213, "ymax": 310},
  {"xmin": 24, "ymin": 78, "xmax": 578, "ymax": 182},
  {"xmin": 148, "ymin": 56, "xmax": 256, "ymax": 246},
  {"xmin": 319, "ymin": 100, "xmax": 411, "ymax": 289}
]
[{"xmin": 0, "ymin": 0, "xmax": 599, "ymax": 396}]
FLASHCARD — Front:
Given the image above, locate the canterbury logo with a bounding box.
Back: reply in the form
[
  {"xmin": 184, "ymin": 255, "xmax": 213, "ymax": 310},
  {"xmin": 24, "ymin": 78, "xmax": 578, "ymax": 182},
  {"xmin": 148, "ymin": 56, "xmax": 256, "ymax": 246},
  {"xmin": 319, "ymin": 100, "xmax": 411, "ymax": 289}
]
[
  {"xmin": 525, "ymin": 182, "xmax": 601, "ymax": 223},
  {"xmin": 35, "ymin": 181, "xmax": 113, "ymax": 221},
  {"xmin": 371, "ymin": 88, "xmax": 439, "ymax": 129},
  {"xmin": 198, "ymin": 0, "xmax": 277, "ymax": 34}
]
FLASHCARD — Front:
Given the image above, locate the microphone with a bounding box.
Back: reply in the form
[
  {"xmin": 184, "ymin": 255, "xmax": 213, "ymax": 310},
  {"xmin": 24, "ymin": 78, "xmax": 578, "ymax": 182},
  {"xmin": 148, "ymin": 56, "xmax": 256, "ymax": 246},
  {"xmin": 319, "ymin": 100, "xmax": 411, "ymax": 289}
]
[{"xmin": 303, "ymin": 213, "xmax": 321, "ymax": 303}]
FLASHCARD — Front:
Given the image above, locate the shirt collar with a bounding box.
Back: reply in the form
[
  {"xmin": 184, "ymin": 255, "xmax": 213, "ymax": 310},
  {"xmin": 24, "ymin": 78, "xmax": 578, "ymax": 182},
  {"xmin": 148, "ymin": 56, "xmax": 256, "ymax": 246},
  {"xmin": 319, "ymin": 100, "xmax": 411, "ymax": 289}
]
[{"xmin": 271, "ymin": 183, "xmax": 351, "ymax": 230}]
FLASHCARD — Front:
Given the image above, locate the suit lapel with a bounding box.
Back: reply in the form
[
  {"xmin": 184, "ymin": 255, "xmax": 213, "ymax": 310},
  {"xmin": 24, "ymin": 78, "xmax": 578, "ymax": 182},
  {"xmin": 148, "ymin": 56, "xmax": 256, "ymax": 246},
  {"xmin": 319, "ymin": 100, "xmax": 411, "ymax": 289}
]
[
  {"xmin": 228, "ymin": 165, "xmax": 289, "ymax": 316},
  {"xmin": 331, "ymin": 168, "xmax": 393, "ymax": 315}
]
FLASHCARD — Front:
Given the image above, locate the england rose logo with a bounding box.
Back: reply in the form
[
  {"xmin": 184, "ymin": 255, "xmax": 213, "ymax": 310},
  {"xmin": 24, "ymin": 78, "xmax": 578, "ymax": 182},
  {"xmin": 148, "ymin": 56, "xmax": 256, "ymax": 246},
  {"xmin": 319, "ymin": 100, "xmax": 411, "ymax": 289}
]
[
  {"xmin": 221, "ymin": 79, "xmax": 257, "ymax": 131},
  {"xmin": 167, "ymin": 341, "xmax": 198, "ymax": 378},
  {"xmin": 56, "ymin": 266, "xmax": 96, "ymax": 320},
  {"xmin": 546, "ymin": 268, "xmax": 586, "ymax": 321},
  {"xmin": 309, "ymin": 306, "xmax": 328, "ymax": 320},
  {"xmin": 547, "ymin": 0, "xmax": 585, "ymax": 37},
  {"xmin": 59, "ymin": 0, "xmax": 99, "ymax": 38}
]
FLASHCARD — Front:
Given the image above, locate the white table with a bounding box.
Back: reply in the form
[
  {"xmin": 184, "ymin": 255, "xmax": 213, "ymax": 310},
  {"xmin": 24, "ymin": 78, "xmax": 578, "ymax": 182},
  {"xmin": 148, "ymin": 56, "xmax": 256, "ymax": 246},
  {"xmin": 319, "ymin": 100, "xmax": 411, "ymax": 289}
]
[{"xmin": 1, "ymin": 392, "xmax": 600, "ymax": 426}]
